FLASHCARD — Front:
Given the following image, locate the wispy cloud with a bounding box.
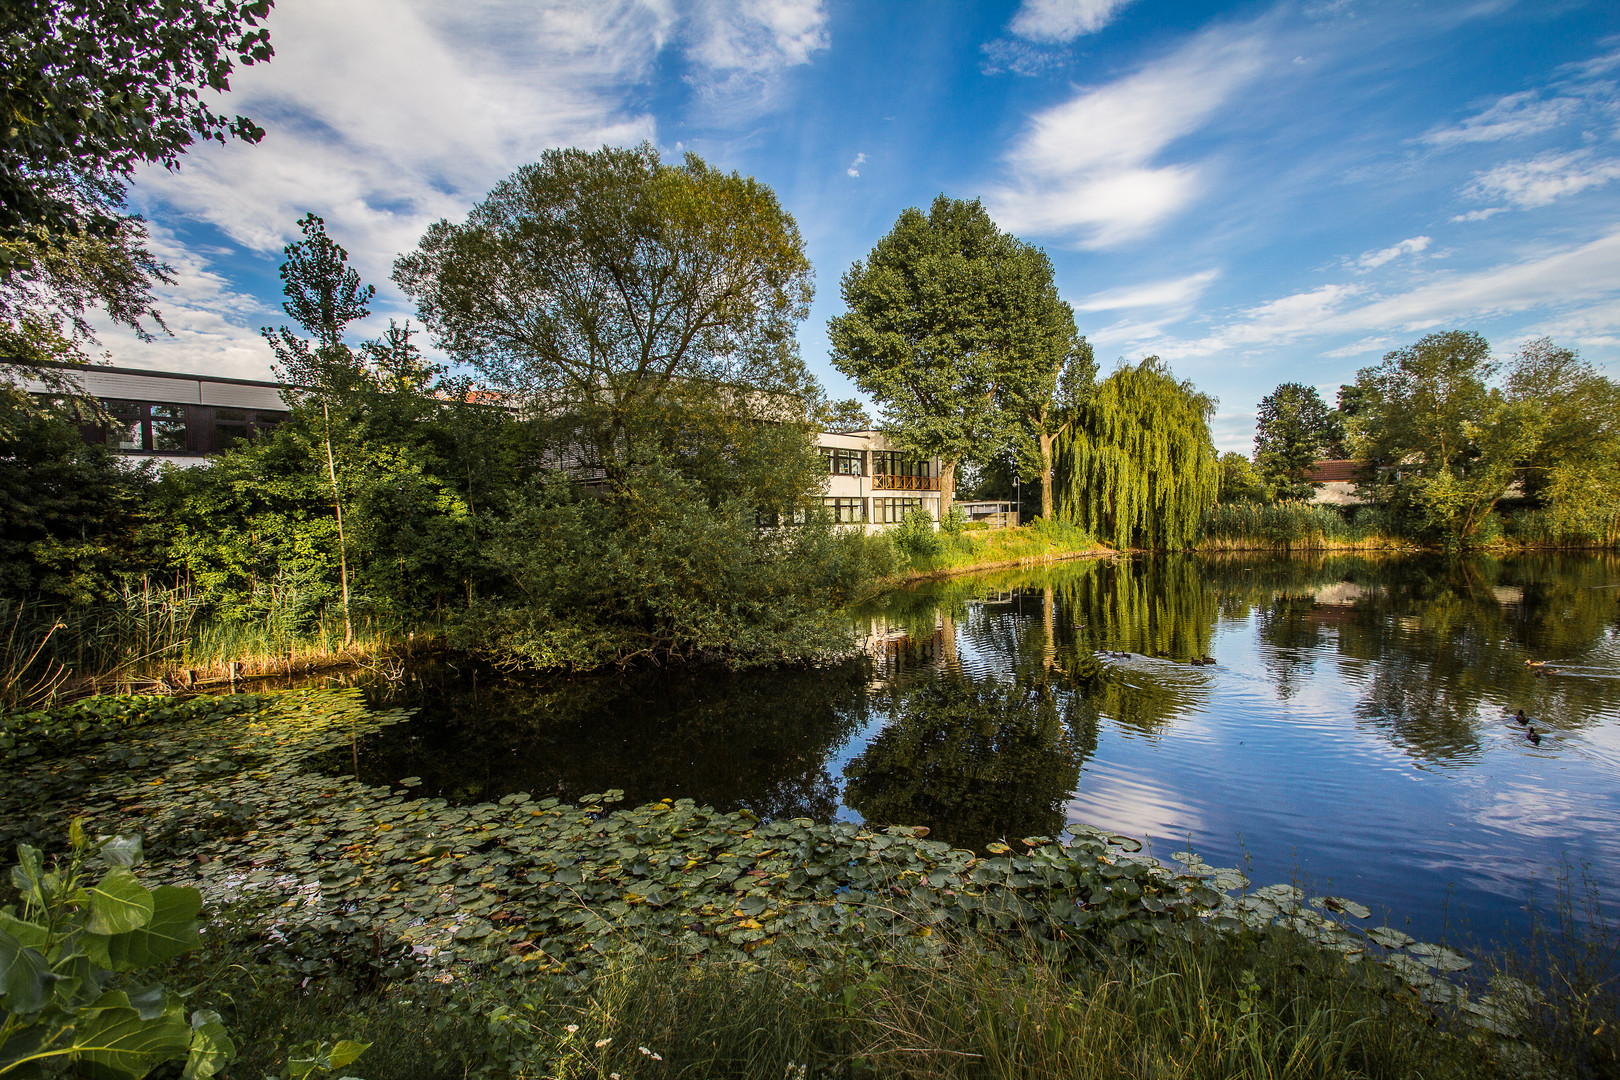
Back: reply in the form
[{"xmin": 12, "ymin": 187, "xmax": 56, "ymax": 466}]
[
  {"xmin": 846, "ymin": 151, "xmax": 866, "ymax": 178},
  {"xmin": 1421, "ymin": 90, "xmax": 1580, "ymax": 145},
  {"xmin": 1152, "ymin": 229, "xmax": 1620, "ymax": 359},
  {"xmin": 988, "ymin": 26, "xmax": 1267, "ymax": 248},
  {"xmin": 685, "ymin": 0, "xmax": 829, "ymax": 72},
  {"xmin": 1353, "ymin": 235, "xmax": 1430, "ymax": 270},
  {"xmin": 1008, "ymin": 0, "xmax": 1134, "ymax": 43},
  {"xmin": 1462, "ymin": 150, "xmax": 1620, "ymax": 209},
  {"xmin": 1075, "ymin": 270, "xmax": 1219, "ymax": 311}
]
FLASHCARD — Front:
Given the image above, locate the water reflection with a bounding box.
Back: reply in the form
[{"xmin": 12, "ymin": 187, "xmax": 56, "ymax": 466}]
[
  {"xmin": 843, "ymin": 673, "xmax": 1097, "ymax": 852},
  {"xmin": 321, "ymin": 660, "xmax": 870, "ymax": 819}
]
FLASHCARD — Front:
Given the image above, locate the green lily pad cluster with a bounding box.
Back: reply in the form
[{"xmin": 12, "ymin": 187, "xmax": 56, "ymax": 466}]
[{"xmin": 0, "ymin": 689, "xmax": 1508, "ymax": 1031}]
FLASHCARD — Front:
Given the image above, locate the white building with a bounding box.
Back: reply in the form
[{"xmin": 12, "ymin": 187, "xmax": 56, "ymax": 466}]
[{"xmin": 10, "ymin": 363, "xmax": 946, "ymax": 530}]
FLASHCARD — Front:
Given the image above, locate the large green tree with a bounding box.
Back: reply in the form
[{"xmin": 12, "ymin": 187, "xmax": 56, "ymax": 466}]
[
  {"xmin": 1053, "ymin": 357, "xmax": 1218, "ymax": 550},
  {"xmin": 1346, "ymin": 331, "xmax": 1541, "ymax": 546},
  {"xmin": 394, "ymin": 143, "xmax": 818, "ymax": 481},
  {"xmin": 1504, "ymin": 337, "xmax": 1620, "ymax": 543},
  {"xmin": 828, "ymin": 195, "xmax": 1083, "ymax": 511},
  {"xmin": 1, "ymin": 0, "xmax": 272, "ymax": 374},
  {"xmin": 1253, "ymin": 382, "xmax": 1333, "ymax": 501}
]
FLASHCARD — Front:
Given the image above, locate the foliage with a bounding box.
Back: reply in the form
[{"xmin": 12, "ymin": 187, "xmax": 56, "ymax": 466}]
[
  {"xmin": 1345, "ymin": 331, "xmax": 1542, "ymax": 548},
  {"xmin": 1215, "ymin": 450, "xmax": 1268, "ymax": 504},
  {"xmin": 829, "ymin": 195, "xmax": 1082, "ymax": 506},
  {"xmin": 0, "ymin": 399, "xmax": 151, "ymax": 605},
  {"xmin": 395, "ymin": 142, "xmax": 818, "ymax": 476},
  {"xmin": 1053, "ymin": 357, "xmax": 1218, "ymax": 550},
  {"xmin": 816, "ymin": 397, "xmax": 872, "ymax": 432},
  {"xmin": 891, "ymin": 507, "xmax": 942, "ymax": 561},
  {"xmin": 1254, "ymin": 382, "xmax": 1333, "ymax": 501},
  {"xmin": 1, "ymin": 0, "xmax": 272, "ymax": 371},
  {"xmin": 0, "ymin": 824, "xmax": 232, "ymax": 1079}
]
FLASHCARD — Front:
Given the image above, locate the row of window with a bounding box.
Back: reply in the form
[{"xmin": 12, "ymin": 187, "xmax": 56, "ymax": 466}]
[
  {"xmin": 818, "ymin": 447, "xmax": 933, "ymax": 478},
  {"xmin": 828, "ymin": 497, "xmax": 929, "ymax": 524},
  {"xmin": 96, "ymin": 400, "xmax": 288, "ymax": 454}
]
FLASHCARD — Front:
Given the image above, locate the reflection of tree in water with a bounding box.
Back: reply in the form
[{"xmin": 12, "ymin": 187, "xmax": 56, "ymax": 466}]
[
  {"xmin": 337, "ymin": 659, "xmax": 870, "ymax": 818},
  {"xmin": 843, "ymin": 672, "xmax": 1096, "ymax": 853},
  {"xmin": 1045, "ymin": 557, "xmax": 1219, "ymax": 733},
  {"xmin": 1200, "ymin": 553, "xmax": 1620, "ymax": 761}
]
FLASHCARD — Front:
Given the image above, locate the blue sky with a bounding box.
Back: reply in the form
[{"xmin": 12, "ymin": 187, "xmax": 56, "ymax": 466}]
[{"xmin": 109, "ymin": 0, "xmax": 1620, "ymax": 451}]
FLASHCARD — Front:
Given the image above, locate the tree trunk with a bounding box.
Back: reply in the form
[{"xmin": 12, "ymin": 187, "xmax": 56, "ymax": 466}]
[
  {"xmin": 323, "ymin": 401, "xmax": 353, "ymax": 646},
  {"xmin": 1039, "ymin": 430, "xmax": 1056, "ymax": 520}
]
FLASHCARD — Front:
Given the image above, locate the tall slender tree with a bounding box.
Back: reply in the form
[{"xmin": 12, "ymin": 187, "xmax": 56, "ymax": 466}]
[
  {"xmin": 829, "ymin": 196, "xmax": 1079, "ymax": 512},
  {"xmin": 1253, "ymin": 382, "xmax": 1333, "ymax": 501},
  {"xmin": 262, "ymin": 213, "xmax": 375, "ymax": 644},
  {"xmin": 1053, "ymin": 358, "xmax": 1218, "ymax": 549}
]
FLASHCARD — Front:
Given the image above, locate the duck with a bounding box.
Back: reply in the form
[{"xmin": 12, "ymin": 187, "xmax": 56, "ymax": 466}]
[
  {"xmin": 1514, "ymin": 709, "xmax": 1529, "ymax": 726},
  {"xmin": 1527, "ymin": 727, "xmax": 1542, "ymax": 746}
]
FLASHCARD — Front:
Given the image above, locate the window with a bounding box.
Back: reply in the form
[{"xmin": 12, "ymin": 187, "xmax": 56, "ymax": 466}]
[
  {"xmin": 821, "ymin": 447, "xmax": 865, "ymax": 476},
  {"xmin": 872, "ymin": 451, "xmax": 930, "ymax": 478},
  {"xmin": 824, "ymin": 497, "xmax": 867, "ymax": 524},
  {"xmin": 213, "ymin": 407, "xmax": 253, "ymax": 449},
  {"xmin": 149, "ymin": 405, "xmax": 188, "ymax": 451},
  {"xmin": 102, "ymin": 401, "xmax": 143, "ymax": 450},
  {"xmin": 874, "ymin": 497, "xmax": 925, "ymax": 524}
]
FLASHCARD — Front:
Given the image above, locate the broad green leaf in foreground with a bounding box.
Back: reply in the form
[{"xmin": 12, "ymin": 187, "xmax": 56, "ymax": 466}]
[{"xmin": 85, "ymin": 869, "xmax": 154, "ymax": 936}]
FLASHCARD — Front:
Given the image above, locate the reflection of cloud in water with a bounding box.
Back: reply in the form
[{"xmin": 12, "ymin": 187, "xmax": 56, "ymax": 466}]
[{"xmin": 1066, "ymin": 763, "xmax": 1205, "ymax": 842}]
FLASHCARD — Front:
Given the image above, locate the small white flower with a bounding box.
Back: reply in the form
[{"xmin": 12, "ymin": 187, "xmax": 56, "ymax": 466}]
[
  {"xmin": 564, "ymin": 1024, "xmax": 579, "ymax": 1034},
  {"xmin": 595, "ymin": 1037, "xmax": 613, "ymax": 1048}
]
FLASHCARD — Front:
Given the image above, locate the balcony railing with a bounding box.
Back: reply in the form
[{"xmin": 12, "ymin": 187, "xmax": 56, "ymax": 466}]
[{"xmin": 873, "ymin": 474, "xmax": 941, "ymax": 491}]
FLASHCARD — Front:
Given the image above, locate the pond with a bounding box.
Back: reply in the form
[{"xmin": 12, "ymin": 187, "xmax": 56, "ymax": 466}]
[{"xmin": 322, "ymin": 552, "xmax": 1620, "ymax": 947}]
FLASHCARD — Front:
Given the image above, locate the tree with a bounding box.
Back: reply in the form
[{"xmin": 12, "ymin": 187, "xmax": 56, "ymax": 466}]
[
  {"xmin": 1216, "ymin": 451, "xmax": 1268, "ymax": 504},
  {"xmin": 1253, "ymin": 382, "xmax": 1332, "ymax": 501},
  {"xmin": 1347, "ymin": 331, "xmax": 1541, "ymax": 546},
  {"xmin": 828, "ymin": 195, "xmax": 1079, "ymax": 511},
  {"xmin": 816, "ymin": 397, "xmax": 872, "ymax": 432},
  {"xmin": 393, "ymin": 143, "xmax": 817, "ymax": 480},
  {"xmin": 1, "ymin": 0, "xmax": 273, "ymax": 374},
  {"xmin": 1052, "ymin": 357, "xmax": 1218, "ymax": 550},
  {"xmin": 1504, "ymin": 337, "xmax": 1620, "ymax": 543},
  {"xmin": 1006, "ymin": 333, "xmax": 1095, "ymax": 519}
]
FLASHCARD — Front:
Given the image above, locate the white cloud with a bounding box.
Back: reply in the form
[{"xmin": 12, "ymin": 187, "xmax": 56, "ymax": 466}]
[
  {"xmin": 1154, "ymin": 229, "xmax": 1620, "ymax": 359},
  {"xmin": 1075, "ymin": 269, "xmax": 1219, "ymax": 311},
  {"xmin": 1353, "ymin": 235, "xmax": 1430, "ymax": 270},
  {"xmin": 988, "ymin": 28, "xmax": 1267, "ymax": 247},
  {"xmin": 1008, "ymin": 0, "xmax": 1134, "ymax": 43},
  {"xmin": 846, "ymin": 151, "xmax": 866, "ymax": 178},
  {"xmin": 1463, "ymin": 151, "xmax": 1620, "ymax": 210},
  {"xmin": 1421, "ymin": 90, "xmax": 1580, "ymax": 146},
  {"xmin": 685, "ymin": 0, "xmax": 828, "ymax": 72},
  {"xmin": 1451, "ymin": 207, "xmax": 1507, "ymax": 223}
]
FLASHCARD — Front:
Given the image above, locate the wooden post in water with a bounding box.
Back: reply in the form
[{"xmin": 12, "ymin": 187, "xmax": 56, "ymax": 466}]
[{"xmin": 228, "ymin": 661, "xmax": 240, "ymax": 692}]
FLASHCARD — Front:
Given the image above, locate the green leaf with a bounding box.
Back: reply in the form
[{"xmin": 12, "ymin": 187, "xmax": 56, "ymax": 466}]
[
  {"xmin": 327, "ymin": 1041, "xmax": 369, "ymax": 1070},
  {"xmin": 105, "ymin": 887, "xmax": 202, "ymax": 970},
  {"xmin": 0, "ymin": 931, "xmax": 56, "ymax": 1013},
  {"xmin": 85, "ymin": 869, "xmax": 154, "ymax": 936},
  {"xmin": 182, "ymin": 1010, "xmax": 236, "ymax": 1080},
  {"xmin": 74, "ymin": 991, "xmax": 191, "ymax": 1079},
  {"xmin": 11, "ymin": 844, "xmax": 45, "ymax": 906},
  {"xmin": 126, "ymin": 982, "xmax": 169, "ymax": 1021},
  {"xmin": 99, "ymin": 835, "xmax": 145, "ymax": 869},
  {"xmin": 0, "ymin": 910, "xmax": 49, "ymax": 950}
]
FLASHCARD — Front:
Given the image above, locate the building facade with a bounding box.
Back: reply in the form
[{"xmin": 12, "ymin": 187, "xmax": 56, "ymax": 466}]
[
  {"xmin": 11, "ymin": 364, "xmax": 945, "ymax": 530},
  {"xmin": 816, "ymin": 429, "xmax": 943, "ymax": 533}
]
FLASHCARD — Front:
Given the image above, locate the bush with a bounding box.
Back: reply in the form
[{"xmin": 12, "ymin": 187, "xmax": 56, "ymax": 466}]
[{"xmin": 893, "ymin": 507, "xmax": 942, "ymax": 560}]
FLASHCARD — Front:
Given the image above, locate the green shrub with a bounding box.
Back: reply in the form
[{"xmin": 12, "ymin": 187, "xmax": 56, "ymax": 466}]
[{"xmin": 893, "ymin": 507, "xmax": 942, "ymax": 560}]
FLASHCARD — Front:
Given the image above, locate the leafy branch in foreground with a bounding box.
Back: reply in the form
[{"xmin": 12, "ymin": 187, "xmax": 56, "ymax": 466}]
[{"xmin": 0, "ymin": 823, "xmax": 229, "ymax": 1079}]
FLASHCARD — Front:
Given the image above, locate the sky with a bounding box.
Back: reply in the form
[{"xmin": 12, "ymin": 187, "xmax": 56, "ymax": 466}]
[{"xmin": 103, "ymin": 0, "xmax": 1620, "ymax": 452}]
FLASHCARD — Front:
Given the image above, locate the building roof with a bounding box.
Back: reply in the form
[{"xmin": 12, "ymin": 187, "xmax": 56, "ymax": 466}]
[{"xmin": 1306, "ymin": 458, "xmax": 1364, "ymax": 483}]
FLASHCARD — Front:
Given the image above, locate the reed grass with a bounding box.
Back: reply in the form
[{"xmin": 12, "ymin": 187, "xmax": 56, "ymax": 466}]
[
  {"xmin": 0, "ymin": 582, "xmax": 420, "ymax": 706},
  {"xmin": 210, "ymin": 924, "xmax": 1509, "ymax": 1080},
  {"xmin": 1197, "ymin": 502, "xmax": 1400, "ymax": 553},
  {"xmin": 897, "ymin": 517, "xmax": 1102, "ymax": 579}
]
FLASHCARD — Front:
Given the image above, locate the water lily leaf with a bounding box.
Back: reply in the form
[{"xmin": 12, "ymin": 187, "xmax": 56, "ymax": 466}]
[
  {"xmin": 1367, "ymin": 927, "xmax": 1414, "ymax": 949},
  {"xmin": 86, "ymin": 868, "xmax": 154, "ymax": 935},
  {"xmin": 1322, "ymin": 897, "xmax": 1371, "ymax": 919}
]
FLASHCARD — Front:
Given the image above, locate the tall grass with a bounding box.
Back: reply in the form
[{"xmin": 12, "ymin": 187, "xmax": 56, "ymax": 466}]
[
  {"xmin": 1504, "ymin": 508, "xmax": 1620, "ymax": 549},
  {"xmin": 0, "ymin": 582, "xmax": 416, "ymax": 705},
  {"xmin": 1198, "ymin": 502, "xmax": 1399, "ymax": 552},
  {"xmin": 211, "ymin": 925, "xmax": 1503, "ymax": 1080},
  {"xmin": 895, "ymin": 517, "xmax": 1100, "ymax": 580}
]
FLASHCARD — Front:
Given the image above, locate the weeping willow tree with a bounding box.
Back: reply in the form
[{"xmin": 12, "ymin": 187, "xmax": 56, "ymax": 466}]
[{"xmin": 1054, "ymin": 357, "xmax": 1218, "ymax": 549}]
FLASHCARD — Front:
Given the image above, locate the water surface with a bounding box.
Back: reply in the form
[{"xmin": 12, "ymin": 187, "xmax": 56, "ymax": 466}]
[{"xmin": 326, "ymin": 553, "xmax": 1620, "ymax": 945}]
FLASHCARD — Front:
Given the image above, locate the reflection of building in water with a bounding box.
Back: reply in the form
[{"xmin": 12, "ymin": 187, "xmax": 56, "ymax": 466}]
[{"xmin": 862, "ymin": 613, "xmax": 957, "ymax": 686}]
